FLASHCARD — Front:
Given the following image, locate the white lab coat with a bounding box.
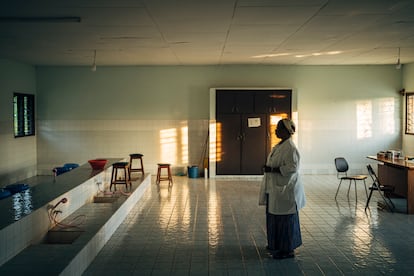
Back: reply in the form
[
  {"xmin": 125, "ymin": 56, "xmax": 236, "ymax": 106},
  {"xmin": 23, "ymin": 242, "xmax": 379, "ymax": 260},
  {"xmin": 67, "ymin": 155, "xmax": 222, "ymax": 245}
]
[{"xmin": 259, "ymin": 138, "xmax": 306, "ymax": 215}]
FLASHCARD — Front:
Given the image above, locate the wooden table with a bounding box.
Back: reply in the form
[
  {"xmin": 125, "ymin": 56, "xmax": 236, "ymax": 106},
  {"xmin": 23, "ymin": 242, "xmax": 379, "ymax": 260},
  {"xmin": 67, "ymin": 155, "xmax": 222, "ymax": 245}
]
[{"xmin": 367, "ymin": 155, "xmax": 414, "ymax": 214}]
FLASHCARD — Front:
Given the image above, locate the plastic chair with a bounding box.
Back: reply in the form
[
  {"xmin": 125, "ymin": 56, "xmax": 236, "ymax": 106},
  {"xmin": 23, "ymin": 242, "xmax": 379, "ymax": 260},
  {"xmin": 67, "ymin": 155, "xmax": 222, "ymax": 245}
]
[
  {"xmin": 365, "ymin": 164, "xmax": 395, "ymax": 212},
  {"xmin": 334, "ymin": 157, "xmax": 368, "ymax": 200}
]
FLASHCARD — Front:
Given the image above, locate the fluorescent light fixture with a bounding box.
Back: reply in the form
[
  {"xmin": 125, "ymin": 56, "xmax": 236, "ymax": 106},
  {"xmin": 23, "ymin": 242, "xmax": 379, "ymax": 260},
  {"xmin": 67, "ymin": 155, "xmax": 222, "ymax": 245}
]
[
  {"xmin": 0, "ymin": 16, "xmax": 81, "ymax": 23},
  {"xmin": 251, "ymin": 53, "xmax": 289, "ymax": 58},
  {"xmin": 252, "ymin": 50, "xmax": 343, "ymax": 59},
  {"xmin": 326, "ymin": 51, "xmax": 342, "ymax": 55}
]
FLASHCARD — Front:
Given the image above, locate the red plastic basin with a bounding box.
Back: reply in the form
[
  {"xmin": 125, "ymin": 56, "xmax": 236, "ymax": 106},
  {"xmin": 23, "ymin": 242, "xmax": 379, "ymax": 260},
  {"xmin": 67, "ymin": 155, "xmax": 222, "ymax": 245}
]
[{"xmin": 88, "ymin": 159, "xmax": 108, "ymax": 170}]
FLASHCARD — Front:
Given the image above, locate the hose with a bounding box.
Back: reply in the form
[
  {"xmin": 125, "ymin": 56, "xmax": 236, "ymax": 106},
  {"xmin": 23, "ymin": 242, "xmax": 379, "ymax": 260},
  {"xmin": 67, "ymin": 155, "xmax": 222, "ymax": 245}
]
[{"xmin": 48, "ymin": 208, "xmax": 85, "ymax": 229}]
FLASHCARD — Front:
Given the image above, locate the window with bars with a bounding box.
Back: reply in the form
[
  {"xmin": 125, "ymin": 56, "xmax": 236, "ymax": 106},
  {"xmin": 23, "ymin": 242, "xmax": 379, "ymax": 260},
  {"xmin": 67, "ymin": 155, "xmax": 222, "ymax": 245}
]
[
  {"xmin": 406, "ymin": 93, "xmax": 414, "ymax": 135},
  {"xmin": 13, "ymin": 93, "xmax": 35, "ymax": 137}
]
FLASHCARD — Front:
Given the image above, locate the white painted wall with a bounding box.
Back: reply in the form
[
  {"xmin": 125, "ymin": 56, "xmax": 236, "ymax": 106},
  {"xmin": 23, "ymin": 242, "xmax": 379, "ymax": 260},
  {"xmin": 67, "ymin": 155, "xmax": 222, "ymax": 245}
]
[
  {"xmin": 296, "ymin": 66, "xmax": 402, "ymax": 174},
  {"xmin": 35, "ymin": 65, "xmax": 403, "ymax": 175},
  {"xmin": 0, "ymin": 59, "xmax": 37, "ymax": 185},
  {"xmin": 0, "ymin": 61, "xmax": 409, "ymax": 182}
]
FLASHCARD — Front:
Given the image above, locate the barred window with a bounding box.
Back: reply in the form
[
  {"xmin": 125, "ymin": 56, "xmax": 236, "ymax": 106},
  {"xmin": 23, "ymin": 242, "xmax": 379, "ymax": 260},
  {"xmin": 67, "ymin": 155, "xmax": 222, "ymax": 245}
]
[
  {"xmin": 406, "ymin": 93, "xmax": 414, "ymax": 135},
  {"xmin": 13, "ymin": 93, "xmax": 35, "ymax": 137}
]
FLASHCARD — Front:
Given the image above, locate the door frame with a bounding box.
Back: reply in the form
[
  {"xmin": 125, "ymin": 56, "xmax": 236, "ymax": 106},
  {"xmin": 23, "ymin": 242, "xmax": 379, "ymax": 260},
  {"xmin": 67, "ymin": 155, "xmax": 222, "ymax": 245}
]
[{"xmin": 209, "ymin": 87, "xmax": 298, "ymax": 178}]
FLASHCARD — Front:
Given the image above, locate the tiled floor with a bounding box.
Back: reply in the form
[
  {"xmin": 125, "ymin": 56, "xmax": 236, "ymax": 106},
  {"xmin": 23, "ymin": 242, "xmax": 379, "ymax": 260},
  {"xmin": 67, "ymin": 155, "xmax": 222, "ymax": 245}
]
[{"xmin": 83, "ymin": 175, "xmax": 414, "ymax": 275}]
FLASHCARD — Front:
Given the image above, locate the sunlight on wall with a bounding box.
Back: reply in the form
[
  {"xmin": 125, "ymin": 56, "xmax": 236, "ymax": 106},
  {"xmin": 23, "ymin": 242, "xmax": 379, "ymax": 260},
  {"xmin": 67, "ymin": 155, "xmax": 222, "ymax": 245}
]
[
  {"xmin": 379, "ymin": 98, "xmax": 395, "ymax": 135},
  {"xmin": 159, "ymin": 123, "xmax": 190, "ymax": 165},
  {"xmin": 181, "ymin": 125, "xmax": 188, "ymax": 165},
  {"xmin": 269, "ymin": 113, "xmax": 288, "ymax": 147},
  {"xmin": 357, "ymin": 97, "xmax": 395, "ymax": 139},
  {"xmin": 160, "ymin": 128, "xmax": 177, "ymax": 164},
  {"xmin": 208, "ymin": 121, "xmax": 217, "ymax": 177},
  {"xmin": 212, "ymin": 122, "xmax": 220, "ymax": 162},
  {"xmin": 356, "ymin": 101, "xmax": 372, "ymax": 139}
]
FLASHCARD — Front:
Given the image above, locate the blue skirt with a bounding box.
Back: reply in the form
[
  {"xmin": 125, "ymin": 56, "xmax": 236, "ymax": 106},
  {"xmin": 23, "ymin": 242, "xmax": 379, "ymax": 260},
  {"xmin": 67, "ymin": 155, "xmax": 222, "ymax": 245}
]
[{"xmin": 266, "ymin": 196, "xmax": 302, "ymax": 252}]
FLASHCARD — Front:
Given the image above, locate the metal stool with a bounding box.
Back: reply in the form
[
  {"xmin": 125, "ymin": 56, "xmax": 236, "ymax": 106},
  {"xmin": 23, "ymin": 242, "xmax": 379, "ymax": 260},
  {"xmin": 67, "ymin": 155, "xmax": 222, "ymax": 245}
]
[
  {"xmin": 129, "ymin": 153, "xmax": 144, "ymax": 177},
  {"xmin": 110, "ymin": 162, "xmax": 131, "ymax": 191},
  {"xmin": 156, "ymin": 163, "xmax": 173, "ymax": 185}
]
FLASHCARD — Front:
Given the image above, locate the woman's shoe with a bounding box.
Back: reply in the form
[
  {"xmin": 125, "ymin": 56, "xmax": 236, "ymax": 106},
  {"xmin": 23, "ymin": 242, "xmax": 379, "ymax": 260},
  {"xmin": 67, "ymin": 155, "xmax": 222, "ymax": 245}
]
[{"xmin": 272, "ymin": 251, "xmax": 294, "ymax": 259}]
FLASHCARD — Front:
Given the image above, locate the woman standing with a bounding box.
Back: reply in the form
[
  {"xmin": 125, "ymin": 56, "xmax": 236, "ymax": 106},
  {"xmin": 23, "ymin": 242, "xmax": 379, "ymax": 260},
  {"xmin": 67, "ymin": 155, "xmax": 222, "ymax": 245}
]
[{"xmin": 259, "ymin": 118, "xmax": 306, "ymax": 259}]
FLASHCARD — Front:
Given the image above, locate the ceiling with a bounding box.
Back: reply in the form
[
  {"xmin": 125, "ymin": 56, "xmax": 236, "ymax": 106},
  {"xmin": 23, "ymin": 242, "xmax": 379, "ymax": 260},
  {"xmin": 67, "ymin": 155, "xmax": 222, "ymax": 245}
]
[{"xmin": 1, "ymin": 0, "xmax": 414, "ymax": 67}]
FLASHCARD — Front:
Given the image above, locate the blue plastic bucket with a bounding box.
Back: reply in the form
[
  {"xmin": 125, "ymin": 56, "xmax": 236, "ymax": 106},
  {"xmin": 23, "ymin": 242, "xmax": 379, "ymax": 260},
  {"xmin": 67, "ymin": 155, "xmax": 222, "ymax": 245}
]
[
  {"xmin": 53, "ymin": 167, "xmax": 69, "ymax": 176},
  {"xmin": 188, "ymin": 166, "xmax": 199, "ymax": 178},
  {"xmin": 63, "ymin": 163, "xmax": 79, "ymax": 170},
  {"xmin": 0, "ymin": 188, "xmax": 12, "ymax": 200},
  {"xmin": 5, "ymin": 184, "xmax": 29, "ymax": 194}
]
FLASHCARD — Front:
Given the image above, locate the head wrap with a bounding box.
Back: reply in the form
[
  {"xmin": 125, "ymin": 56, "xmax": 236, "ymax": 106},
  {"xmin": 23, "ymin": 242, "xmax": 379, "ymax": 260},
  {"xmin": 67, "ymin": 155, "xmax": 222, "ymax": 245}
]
[{"xmin": 281, "ymin": 119, "xmax": 296, "ymax": 135}]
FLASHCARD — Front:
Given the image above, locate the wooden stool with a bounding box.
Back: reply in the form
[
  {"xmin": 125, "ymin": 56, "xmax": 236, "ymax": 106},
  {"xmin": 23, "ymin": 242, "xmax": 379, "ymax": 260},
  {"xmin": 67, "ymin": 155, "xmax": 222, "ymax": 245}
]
[
  {"xmin": 156, "ymin": 163, "xmax": 173, "ymax": 185},
  {"xmin": 129, "ymin": 153, "xmax": 144, "ymax": 177},
  {"xmin": 110, "ymin": 162, "xmax": 131, "ymax": 191}
]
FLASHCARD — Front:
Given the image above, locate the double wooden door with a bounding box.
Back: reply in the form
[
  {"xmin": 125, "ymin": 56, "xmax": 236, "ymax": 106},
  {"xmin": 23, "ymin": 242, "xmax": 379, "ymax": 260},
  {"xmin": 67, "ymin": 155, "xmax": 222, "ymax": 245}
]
[
  {"xmin": 216, "ymin": 113, "xmax": 267, "ymax": 174},
  {"xmin": 215, "ymin": 89, "xmax": 292, "ymax": 175}
]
